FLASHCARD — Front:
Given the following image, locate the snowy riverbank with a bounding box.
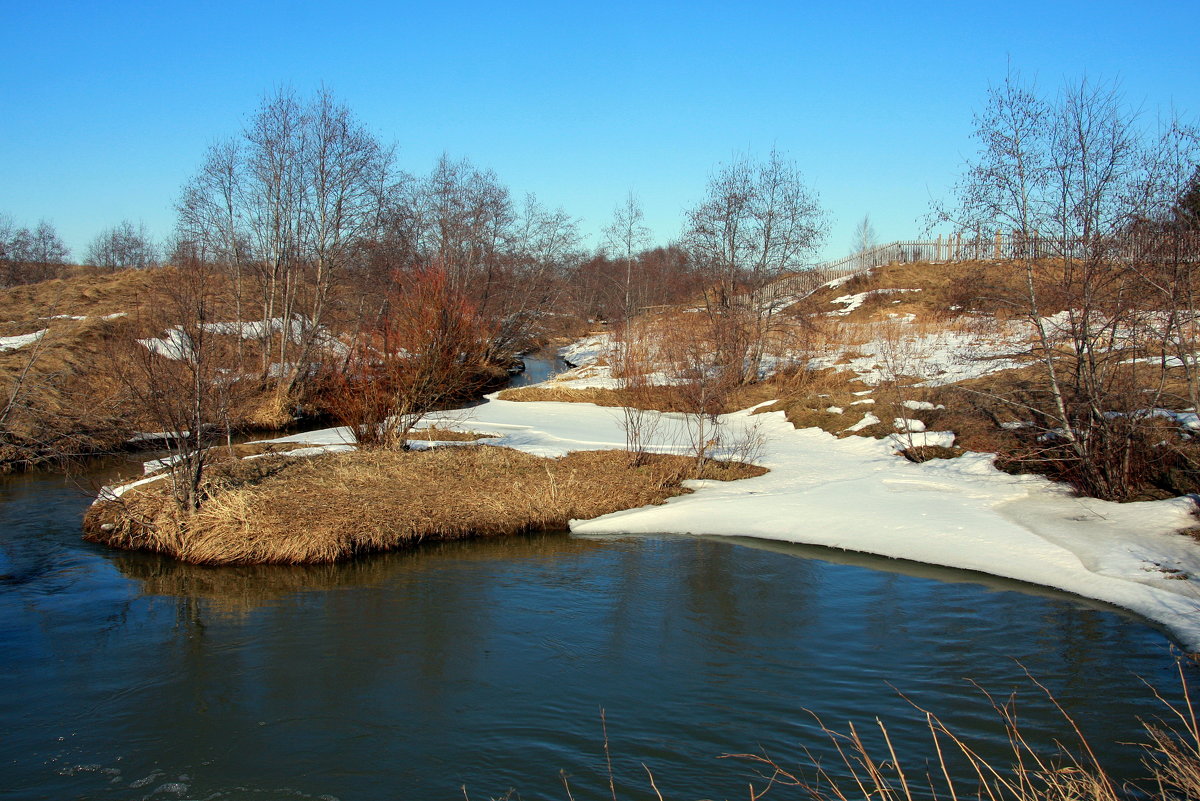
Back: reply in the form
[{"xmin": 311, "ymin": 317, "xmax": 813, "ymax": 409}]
[{"xmin": 265, "ymin": 392, "xmax": 1200, "ymax": 653}]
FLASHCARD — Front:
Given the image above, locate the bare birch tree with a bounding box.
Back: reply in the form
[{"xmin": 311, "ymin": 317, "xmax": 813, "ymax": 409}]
[
  {"xmin": 603, "ymin": 190, "xmax": 652, "ymax": 321},
  {"xmin": 176, "ymin": 88, "xmax": 394, "ymax": 404},
  {"xmin": 85, "ymin": 220, "xmax": 158, "ymax": 270},
  {"xmin": 683, "ymin": 148, "xmax": 828, "ymax": 383},
  {"xmin": 0, "ymin": 218, "xmax": 69, "ymax": 286},
  {"xmin": 938, "ymin": 71, "xmax": 1198, "ymax": 498}
]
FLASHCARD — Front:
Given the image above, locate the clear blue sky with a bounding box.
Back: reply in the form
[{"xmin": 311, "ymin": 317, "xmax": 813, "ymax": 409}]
[{"xmin": 2, "ymin": 0, "xmax": 1197, "ymax": 262}]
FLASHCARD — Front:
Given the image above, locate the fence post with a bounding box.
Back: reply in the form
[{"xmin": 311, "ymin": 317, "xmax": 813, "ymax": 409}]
[
  {"xmin": 994, "ymin": 230, "xmax": 1002, "ymax": 259},
  {"xmin": 936, "ymin": 234, "xmax": 943, "ymax": 261}
]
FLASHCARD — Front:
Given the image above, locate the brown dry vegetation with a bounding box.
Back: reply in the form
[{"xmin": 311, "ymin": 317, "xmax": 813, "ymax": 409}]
[
  {"xmin": 504, "ymin": 259, "xmax": 1200, "ymax": 500},
  {"xmin": 84, "ymin": 446, "xmax": 767, "ymax": 565},
  {"xmin": 793, "ymin": 259, "xmax": 1081, "ymax": 322},
  {"xmin": 795, "ymin": 257, "xmax": 1199, "ymax": 326},
  {"xmin": 406, "ymin": 426, "xmax": 496, "ymax": 442},
  {"xmin": 0, "ymin": 265, "xmax": 476, "ymax": 470},
  {"xmin": 753, "ymin": 368, "xmax": 881, "ymax": 436},
  {"xmin": 0, "ymin": 268, "xmax": 273, "ymax": 468},
  {"xmin": 0, "ymin": 266, "xmax": 163, "ymax": 329},
  {"xmin": 498, "ymin": 377, "xmax": 782, "ymax": 415}
]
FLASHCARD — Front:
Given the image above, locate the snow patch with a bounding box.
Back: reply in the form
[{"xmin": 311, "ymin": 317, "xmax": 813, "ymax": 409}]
[
  {"xmin": 559, "ymin": 334, "xmax": 612, "ymax": 367},
  {"xmin": 844, "ymin": 413, "xmax": 880, "ymax": 432},
  {"xmin": 0, "ymin": 329, "xmax": 47, "ymax": 352}
]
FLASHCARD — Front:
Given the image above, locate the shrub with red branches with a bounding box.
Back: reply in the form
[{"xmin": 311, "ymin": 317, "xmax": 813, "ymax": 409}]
[{"xmin": 325, "ymin": 265, "xmax": 495, "ymax": 449}]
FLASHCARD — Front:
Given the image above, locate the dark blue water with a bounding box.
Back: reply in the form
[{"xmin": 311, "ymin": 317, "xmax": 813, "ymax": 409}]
[
  {"xmin": 0, "ymin": 453, "xmax": 1193, "ymax": 801},
  {"xmin": 506, "ymin": 350, "xmax": 570, "ymax": 387}
]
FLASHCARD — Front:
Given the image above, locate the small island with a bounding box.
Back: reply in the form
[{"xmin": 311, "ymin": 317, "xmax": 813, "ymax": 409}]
[{"xmin": 83, "ymin": 443, "xmax": 766, "ymax": 565}]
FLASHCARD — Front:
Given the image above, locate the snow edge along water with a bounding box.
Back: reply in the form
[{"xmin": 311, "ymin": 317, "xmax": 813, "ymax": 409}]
[{"xmin": 258, "ymin": 394, "xmax": 1200, "ymax": 654}]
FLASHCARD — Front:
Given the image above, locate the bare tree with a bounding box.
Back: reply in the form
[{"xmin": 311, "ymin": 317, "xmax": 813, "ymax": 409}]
[
  {"xmin": 603, "ymin": 190, "xmax": 652, "ymax": 320},
  {"xmin": 660, "ymin": 312, "xmax": 739, "ymax": 467},
  {"xmin": 0, "ymin": 218, "xmax": 69, "ymax": 286},
  {"xmin": 113, "ymin": 256, "xmax": 232, "ymax": 512},
  {"xmin": 413, "ymin": 154, "xmax": 514, "ymax": 299},
  {"xmin": 492, "ymin": 192, "xmax": 582, "ymax": 357},
  {"xmin": 85, "ymin": 220, "xmax": 158, "ymax": 270},
  {"xmin": 178, "ymin": 139, "xmax": 252, "ymax": 367},
  {"xmin": 385, "ymin": 157, "xmax": 582, "ymax": 359},
  {"xmin": 683, "ymin": 148, "xmax": 828, "ymax": 383},
  {"xmin": 285, "ymin": 87, "xmax": 394, "ymax": 395},
  {"xmin": 176, "ymin": 87, "xmax": 394, "ymax": 401},
  {"xmin": 1127, "ymin": 121, "xmax": 1200, "ymax": 413},
  {"xmin": 853, "ymin": 213, "xmax": 877, "ymax": 254},
  {"xmin": 938, "ymin": 71, "xmax": 1197, "ymax": 499},
  {"xmin": 612, "ymin": 318, "xmax": 664, "ymax": 465},
  {"xmin": 325, "ymin": 264, "xmax": 493, "ymax": 449}
]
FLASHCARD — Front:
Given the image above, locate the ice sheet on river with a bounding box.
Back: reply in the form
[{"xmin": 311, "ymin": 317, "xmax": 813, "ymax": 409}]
[{"xmin": 267, "ymin": 395, "xmax": 1200, "ymax": 652}]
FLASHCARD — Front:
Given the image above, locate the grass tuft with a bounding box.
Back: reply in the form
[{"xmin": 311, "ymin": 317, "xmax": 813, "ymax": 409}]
[{"xmin": 84, "ymin": 446, "xmax": 767, "ymax": 565}]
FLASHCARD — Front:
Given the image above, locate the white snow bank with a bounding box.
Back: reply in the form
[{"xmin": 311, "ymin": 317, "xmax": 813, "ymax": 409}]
[
  {"xmin": 138, "ymin": 328, "xmax": 193, "ymax": 360},
  {"xmin": 821, "ymin": 272, "xmax": 864, "ymax": 291},
  {"xmin": 559, "ymin": 334, "xmax": 612, "ymax": 367},
  {"xmin": 844, "ymin": 412, "xmax": 880, "ymax": 432},
  {"xmin": 126, "ymin": 431, "xmax": 188, "ymax": 444},
  {"xmin": 140, "ymin": 315, "xmax": 347, "ymax": 361},
  {"xmin": 1143, "ymin": 408, "xmax": 1200, "ymax": 432},
  {"xmin": 543, "ymin": 364, "xmax": 620, "ymax": 390},
  {"xmin": 0, "ymin": 329, "xmax": 47, "ymax": 352},
  {"xmin": 243, "ymin": 443, "xmax": 356, "ymax": 460},
  {"xmin": 94, "ymin": 472, "xmax": 169, "ymax": 502},
  {"xmin": 201, "ymin": 315, "xmax": 309, "ymax": 342},
  {"xmin": 44, "ymin": 312, "xmax": 126, "ymax": 321},
  {"xmin": 810, "ymin": 318, "xmax": 1027, "ymax": 386},
  {"xmin": 829, "ymin": 288, "xmax": 921, "ymax": 316}
]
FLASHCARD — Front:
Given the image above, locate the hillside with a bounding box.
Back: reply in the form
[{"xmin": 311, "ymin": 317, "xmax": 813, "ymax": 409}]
[
  {"xmin": 504, "ymin": 258, "xmax": 1200, "ymax": 502},
  {"xmin": 0, "ymin": 267, "xmax": 343, "ymax": 469}
]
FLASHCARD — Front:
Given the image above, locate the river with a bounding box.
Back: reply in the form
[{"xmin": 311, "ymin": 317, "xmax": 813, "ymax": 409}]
[{"xmin": 0, "ymin": 354, "xmax": 1194, "ymax": 800}]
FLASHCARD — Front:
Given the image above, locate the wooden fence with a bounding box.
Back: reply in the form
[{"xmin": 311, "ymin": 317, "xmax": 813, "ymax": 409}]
[
  {"xmin": 810, "ymin": 231, "xmax": 1200, "ymax": 274},
  {"xmin": 747, "ymin": 231, "xmax": 1200, "ymax": 310},
  {"xmin": 643, "ymin": 231, "xmax": 1200, "ymax": 315}
]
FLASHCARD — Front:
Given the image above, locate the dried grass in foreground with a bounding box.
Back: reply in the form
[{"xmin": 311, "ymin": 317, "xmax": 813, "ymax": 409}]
[
  {"xmin": 721, "ymin": 667, "xmax": 1200, "ymax": 801},
  {"xmin": 83, "ymin": 446, "xmax": 766, "ymax": 565},
  {"xmin": 478, "ymin": 666, "xmax": 1200, "ymax": 801}
]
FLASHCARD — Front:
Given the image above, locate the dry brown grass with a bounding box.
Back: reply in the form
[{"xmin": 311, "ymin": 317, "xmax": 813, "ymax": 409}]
[
  {"xmin": 0, "ymin": 266, "xmax": 165, "ymax": 333},
  {"xmin": 496, "ymin": 384, "xmax": 634, "ymax": 406},
  {"xmin": 498, "ymin": 380, "xmax": 782, "ymax": 415},
  {"xmin": 720, "ymin": 666, "xmax": 1200, "ymax": 801},
  {"xmin": 0, "ymin": 267, "xmax": 351, "ymax": 468},
  {"xmin": 407, "ymin": 426, "xmax": 496, "ymax": 442},
  {"xmin": 752, "ymin": 368, "xmax": 885, "ymax": 437},
  {"xmin": 792, "ymin": 260, "xmax": 1032, "ymax": 323},
  {"xmin": 84, "ymin": 446, "xmax": 767, "ymax": 565}
]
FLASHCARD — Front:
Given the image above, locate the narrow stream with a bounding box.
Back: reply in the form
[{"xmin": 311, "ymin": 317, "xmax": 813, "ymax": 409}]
[
  {"xmin": 505, "ymin": 349, "xmax": 571, "ymax": 387},
  {"xmin": 0, "ymin": 353, "xmax": 1193, "ymax": 800}
]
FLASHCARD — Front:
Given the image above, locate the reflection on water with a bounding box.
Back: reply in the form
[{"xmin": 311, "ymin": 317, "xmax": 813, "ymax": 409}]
[
  {"xmin": 1, "ymin": 457, "xmax": 1196, "ymax": 800},
  {"xmin": 111, "ymin": 532, "xmax": 604, "ymax": 620}
]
